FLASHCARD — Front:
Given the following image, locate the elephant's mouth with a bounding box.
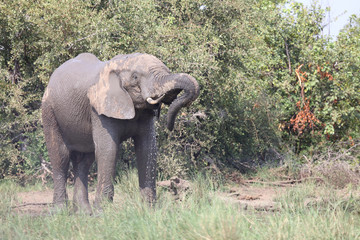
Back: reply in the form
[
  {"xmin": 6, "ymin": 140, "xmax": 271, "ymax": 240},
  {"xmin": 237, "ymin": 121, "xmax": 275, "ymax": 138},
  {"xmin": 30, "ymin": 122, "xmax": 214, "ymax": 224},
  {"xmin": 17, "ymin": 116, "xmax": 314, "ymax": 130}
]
[
  {"xmin": 161, "ymin": 89, "xmax": 182, "ymax": 105},
  {"xmin": 146, "ymin": 89, "xmax": 182, "ymax": 106},
  {"xmin": 146, "ymin": 72, "xmax": 199, "ymax": 131},
  {"xmin": 146, "ymin": 94, "xmax": 165, "ymax": 105}
]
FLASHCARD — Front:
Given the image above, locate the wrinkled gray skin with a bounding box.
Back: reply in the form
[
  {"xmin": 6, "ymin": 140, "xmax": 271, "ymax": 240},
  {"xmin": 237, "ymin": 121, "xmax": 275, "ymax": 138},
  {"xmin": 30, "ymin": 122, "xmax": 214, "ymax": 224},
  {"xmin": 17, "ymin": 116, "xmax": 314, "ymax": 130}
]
[{"xmin": 41, "ymin": 53, "xmax": 199, "ymax": 213}]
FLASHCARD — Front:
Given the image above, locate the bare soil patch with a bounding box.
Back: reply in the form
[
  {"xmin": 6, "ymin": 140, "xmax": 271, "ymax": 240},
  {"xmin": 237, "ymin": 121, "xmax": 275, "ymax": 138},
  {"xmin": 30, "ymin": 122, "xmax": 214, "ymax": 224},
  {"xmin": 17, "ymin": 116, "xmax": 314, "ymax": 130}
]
[
  {"xmin": 13, "ymin": 178, "xmax": 289, "ymax": 216},
  {"xmin": 13, "ymin": 184, "xmax": 284, "ymax": 216},
  {"xmin": 220, "ymin": 185, "xmax": 285, "ymax": 211},
  {"xmin": 13, "ymin": 189, "xmax": 98, "ymax": 216},
  {"xmin": 157, "ymin": 176, "xmax": 285, "ymax": 211},
  {"xmin": 13, "ymin": 190, "xmax": 53, "ymax": 216},
  {"xmin": 15, "ymin": 190, "xmax": 54, "ymax": 216}
]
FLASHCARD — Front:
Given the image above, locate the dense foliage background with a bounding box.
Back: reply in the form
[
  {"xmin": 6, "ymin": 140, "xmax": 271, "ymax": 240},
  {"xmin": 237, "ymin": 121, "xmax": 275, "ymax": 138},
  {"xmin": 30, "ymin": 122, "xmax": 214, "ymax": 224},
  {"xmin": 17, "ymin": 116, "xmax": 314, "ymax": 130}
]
[{"xmin": 0, "ymin": 0, "xmax": 359, "ymax": 181}]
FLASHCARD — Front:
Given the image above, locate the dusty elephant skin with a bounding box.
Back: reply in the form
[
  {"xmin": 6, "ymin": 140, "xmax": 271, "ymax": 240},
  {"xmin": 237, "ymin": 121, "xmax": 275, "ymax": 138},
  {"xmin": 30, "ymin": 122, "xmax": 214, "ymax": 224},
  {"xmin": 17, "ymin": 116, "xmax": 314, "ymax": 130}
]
[{"xmin": 41, "ymin": 53, "xmax": 199, "ymax": 214}]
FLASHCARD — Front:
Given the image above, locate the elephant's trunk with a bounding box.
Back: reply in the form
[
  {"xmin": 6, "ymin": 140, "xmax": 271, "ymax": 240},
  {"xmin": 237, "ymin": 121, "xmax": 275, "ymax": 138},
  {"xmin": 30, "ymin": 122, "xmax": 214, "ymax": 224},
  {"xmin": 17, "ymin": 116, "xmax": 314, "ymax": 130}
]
[{"xmin": 156, "ymin": 73, "xmax": 199, "ymax": 131}]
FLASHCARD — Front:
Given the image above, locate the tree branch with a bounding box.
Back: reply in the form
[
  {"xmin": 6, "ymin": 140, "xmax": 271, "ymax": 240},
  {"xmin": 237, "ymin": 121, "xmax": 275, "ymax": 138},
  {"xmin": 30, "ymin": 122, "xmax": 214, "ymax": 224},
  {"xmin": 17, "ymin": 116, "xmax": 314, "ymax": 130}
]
[
  {"xmin": 279, "ymin": 33, "xmax": 292, "ymax": 75},
  {"xmin": 244, "ymin": 177, "xmax": 324, "ymax": 186},
  {"xmin": 12, "ymin": 202, "xmax": 51, "ymax": 208}
]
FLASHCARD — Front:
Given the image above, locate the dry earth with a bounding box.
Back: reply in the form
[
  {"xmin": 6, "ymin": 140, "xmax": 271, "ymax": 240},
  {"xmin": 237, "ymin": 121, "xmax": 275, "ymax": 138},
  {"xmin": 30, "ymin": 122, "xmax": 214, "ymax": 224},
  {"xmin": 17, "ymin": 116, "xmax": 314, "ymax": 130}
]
[
  {"xmin": 13, "ymin": 179, "xmax": 284, "ymax": 216},
  {"xmin": 220, "ymin": 185, "xmax": 284, "ymax": 211},
  {"xmin": 14, "ymin": 189, "xmax": 96, "ymax": 216}
]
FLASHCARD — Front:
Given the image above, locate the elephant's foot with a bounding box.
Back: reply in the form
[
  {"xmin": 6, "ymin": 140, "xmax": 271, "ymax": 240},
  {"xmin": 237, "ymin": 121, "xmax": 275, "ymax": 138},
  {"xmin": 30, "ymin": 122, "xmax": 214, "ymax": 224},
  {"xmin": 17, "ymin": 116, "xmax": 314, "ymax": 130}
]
[
  {"xmin": 140, "ymin": 187, "xmax": 156, "ymax": 205},
  {"xmin": 92, "ymin": 200, "xmax": 106, "ymax": 217},
  {"xmin": 49, "ymin": 201, "xmax": 70, "ymax": 215},
  {"xmin": 93, "ymin": 182, "xmax": 114, "ymax": 208},
  {"xmin": 73, "ymin": 201, "xmax": 93, "ymax": 215},
  {"xmin": 93, "ymin": 195, "xmax": 110, "ymax": 211}
]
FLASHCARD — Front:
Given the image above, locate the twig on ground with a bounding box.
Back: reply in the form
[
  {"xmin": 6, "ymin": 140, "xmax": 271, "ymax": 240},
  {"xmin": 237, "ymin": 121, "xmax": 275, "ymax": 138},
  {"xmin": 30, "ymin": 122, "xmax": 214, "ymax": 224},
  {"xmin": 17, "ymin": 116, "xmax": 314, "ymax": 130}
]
[
  {"xmin": 244, "ymin": 177, "xmax": 324, "ymax": 187},
  {"xmin": 227, "ymin": 159, "xmax": 256, "ymax": 173},
  {"xmin": 36, "ymin": 158, "xmax": 53, "ymax": 185},
  {"xmin": 12, "ymin": 202, "xmax": 52, "ymax": 208}
]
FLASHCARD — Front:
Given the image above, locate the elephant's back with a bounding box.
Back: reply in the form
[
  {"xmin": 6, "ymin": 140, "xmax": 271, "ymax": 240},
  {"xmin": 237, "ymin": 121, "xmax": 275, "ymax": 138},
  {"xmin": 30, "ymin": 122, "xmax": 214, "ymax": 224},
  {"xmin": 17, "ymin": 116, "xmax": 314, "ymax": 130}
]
[
  {"xmin": 48, "ymin": 53, "xmax": 103, "ymax": 90},
  {"xmin": 43, "ymin": 53, "xmax": 104, "ymax": 152},
  {"xmin": 46, "ymin": 53, "xmax": 103, "ymax": 111}
]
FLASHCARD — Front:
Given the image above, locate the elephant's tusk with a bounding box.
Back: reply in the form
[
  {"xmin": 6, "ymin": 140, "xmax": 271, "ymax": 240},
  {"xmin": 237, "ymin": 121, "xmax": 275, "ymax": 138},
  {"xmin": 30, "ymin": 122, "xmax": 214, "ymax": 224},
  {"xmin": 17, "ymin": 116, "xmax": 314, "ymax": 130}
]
[{"xmin": 146, "ymin": 94, "xmax": 165, "ymax": 104}]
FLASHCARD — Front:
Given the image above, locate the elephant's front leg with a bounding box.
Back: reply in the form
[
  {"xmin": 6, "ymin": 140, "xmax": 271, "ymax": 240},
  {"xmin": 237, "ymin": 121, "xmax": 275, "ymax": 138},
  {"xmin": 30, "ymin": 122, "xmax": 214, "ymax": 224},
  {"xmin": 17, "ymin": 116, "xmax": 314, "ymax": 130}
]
[
  {"xmin": 92, "ymin": 115, "xmax": 119, "ymax": 208},
  {"xmin": 134, "ymin": 115, "xmax": 157, "ymax": 203}
]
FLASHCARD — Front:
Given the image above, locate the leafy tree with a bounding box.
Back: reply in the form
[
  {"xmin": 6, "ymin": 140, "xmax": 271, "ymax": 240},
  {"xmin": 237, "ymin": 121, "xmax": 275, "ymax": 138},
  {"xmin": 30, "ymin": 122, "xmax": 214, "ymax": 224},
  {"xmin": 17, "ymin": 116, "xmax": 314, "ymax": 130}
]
[
  {"xmin": 255, "ymin": 1, "xmax": 359, "ymax": 156},
  {"xmin": 0, "ymin": 0, "xmax": 359, "ymax": 180}
]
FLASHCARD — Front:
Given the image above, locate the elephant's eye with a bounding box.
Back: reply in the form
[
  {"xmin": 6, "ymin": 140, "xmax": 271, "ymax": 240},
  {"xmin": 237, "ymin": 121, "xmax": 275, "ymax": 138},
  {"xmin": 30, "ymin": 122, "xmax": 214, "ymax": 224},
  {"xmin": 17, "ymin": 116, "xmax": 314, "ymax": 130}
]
[{"xmin": 132, "ymin": 73, "xmax": 138, "ymax": 81}]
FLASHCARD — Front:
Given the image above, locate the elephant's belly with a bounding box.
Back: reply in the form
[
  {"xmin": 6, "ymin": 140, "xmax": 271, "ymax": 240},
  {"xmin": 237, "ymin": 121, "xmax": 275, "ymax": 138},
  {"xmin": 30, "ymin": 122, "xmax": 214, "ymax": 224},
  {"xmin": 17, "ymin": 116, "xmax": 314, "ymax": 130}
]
[
  {"xmin": 57, "ymin": 116, "xmax": 95, "ymax": 153},
  {"xmin": 54, "ymin": 99, "xmax": 95, "ymax": 153},
  {"xmin": 62, "ymin": 128, "xmax": 95, "ymax": 153}
]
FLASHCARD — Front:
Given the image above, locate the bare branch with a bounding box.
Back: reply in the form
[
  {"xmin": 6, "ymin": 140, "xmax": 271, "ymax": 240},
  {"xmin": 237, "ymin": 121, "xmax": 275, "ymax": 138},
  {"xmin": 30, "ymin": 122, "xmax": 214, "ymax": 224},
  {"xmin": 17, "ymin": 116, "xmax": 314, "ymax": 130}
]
[
  {"xmin": 279, "ymin": 32, "xmax": 292, "ymax": 75},
  {"xmin": 12, "ymin": 202, "xmax": 51, "ymax": 208},
  {"xmin": 67, "ymin": 29, "xmax": 107, "ymax": 50},
  {"xmin": 244, "ymin": 177, "xmax": 324, "ymax": 186}
]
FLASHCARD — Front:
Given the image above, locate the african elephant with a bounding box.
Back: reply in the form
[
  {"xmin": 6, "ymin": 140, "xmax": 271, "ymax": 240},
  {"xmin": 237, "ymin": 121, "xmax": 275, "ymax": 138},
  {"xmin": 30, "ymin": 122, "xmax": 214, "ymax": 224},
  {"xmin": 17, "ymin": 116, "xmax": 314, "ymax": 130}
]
[{"xmin": 41, "ymin": 53, "xmax": 199, "ymax": 213}]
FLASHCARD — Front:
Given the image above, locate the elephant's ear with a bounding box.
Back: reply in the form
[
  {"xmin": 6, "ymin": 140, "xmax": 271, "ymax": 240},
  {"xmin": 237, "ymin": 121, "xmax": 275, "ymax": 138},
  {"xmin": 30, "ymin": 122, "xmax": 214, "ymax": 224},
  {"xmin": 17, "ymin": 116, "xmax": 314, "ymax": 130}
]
[{"xmin": 87, "ymin": 62, "xmax": 135, "ymax": 119}]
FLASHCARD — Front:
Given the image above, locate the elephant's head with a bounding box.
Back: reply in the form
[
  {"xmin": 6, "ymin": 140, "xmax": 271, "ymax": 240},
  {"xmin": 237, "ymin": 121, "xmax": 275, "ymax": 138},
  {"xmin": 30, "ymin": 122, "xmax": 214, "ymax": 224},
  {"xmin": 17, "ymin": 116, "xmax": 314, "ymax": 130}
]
[{"xmin": 87, "ymin": 53, "xmax": 199, "ymax": 130}]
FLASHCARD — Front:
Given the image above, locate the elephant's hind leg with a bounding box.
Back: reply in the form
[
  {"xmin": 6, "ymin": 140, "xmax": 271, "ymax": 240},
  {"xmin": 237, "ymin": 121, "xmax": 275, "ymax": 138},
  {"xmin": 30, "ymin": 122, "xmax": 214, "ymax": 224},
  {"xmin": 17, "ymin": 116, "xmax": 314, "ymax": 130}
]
[
  {"xmin": 72, "ymin": 152, "xmax": 95, "ymax": 214},
  {"xmin": 42, "ymin": 103, "xmax": 70, "ymax": 209}
]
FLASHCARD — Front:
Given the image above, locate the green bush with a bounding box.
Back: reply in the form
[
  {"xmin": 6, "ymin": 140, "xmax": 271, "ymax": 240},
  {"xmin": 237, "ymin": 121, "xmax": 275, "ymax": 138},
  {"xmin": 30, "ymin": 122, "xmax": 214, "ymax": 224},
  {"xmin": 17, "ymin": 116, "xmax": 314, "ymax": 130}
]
[{"xmin": 0, "ymin": 0, "xmax": 359, "ymax": 180}]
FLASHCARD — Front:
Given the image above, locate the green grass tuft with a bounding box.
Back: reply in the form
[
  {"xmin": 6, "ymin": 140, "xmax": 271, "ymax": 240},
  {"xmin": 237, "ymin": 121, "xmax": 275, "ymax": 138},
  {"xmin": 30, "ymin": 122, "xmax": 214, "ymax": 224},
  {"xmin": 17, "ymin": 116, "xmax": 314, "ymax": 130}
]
[{"xmin": 1, "ymin": 170, "xmax": 359, "ymax": 240}]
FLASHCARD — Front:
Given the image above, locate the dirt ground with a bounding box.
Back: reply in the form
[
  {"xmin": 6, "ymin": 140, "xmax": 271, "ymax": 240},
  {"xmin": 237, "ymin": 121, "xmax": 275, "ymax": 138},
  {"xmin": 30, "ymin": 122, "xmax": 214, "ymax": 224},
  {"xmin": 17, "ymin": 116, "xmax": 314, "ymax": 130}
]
[
  {"xmin": 219, "ymin": 185, "xmax": 284, "ymax": 211},
  {"xmin": 15, "ymin": 190, "xmax": 58, "ymax": 216},
  {"xmin": 13, "ymin": 181, "xmax": 284, "ymax": 216},
  {"xmin": 14, "ymin": 189, "xmax": 91, "ymax": 216}
]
